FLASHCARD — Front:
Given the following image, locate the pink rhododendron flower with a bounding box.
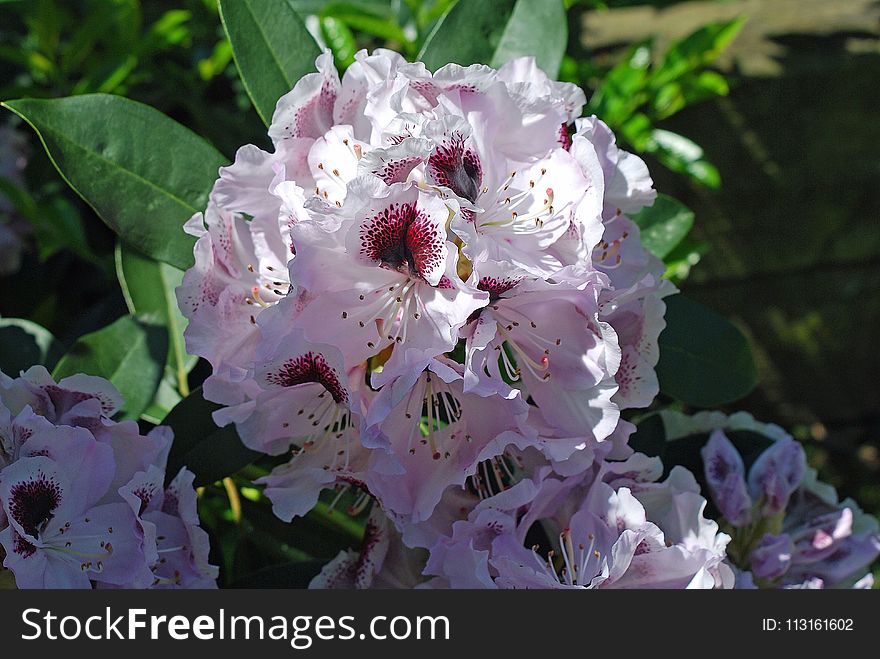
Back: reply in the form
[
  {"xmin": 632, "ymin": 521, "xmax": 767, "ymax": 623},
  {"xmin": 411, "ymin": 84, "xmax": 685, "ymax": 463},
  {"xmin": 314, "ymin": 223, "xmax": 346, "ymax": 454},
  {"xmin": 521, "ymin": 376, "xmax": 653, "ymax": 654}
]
[
  {"xmin": 422, "ymin": 456, "xmax": 731, "ymax": 589},
  {"xmin": 0, "ymin": 368, "xmax": 217, "ymax": 589},
  {"xmin": 462, "ymin": 272, "xmax": 620, "ymax": 440},
  {"xmin": 363, "ymin": 356, "xmax": 534, "ymax": 523},
  {"xmin": 120, "ymin": 466, "xmax": 217, "ymax": 589},
  {"xmin": 309, "ymin": 507, "xmax": 427, "ymax": 589},
  {"xmin": 0, "ymin": 429, "xmax": 148, "ymax": 589}
]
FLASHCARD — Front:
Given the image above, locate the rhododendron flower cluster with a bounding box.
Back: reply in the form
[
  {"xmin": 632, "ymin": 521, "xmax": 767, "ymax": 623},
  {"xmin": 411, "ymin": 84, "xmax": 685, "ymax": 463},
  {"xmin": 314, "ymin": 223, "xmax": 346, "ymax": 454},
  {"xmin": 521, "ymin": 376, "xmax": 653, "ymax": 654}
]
[
  {"xmin": 175, "ymin": 50, "xmax": 737, "ymax": 588},
  {"xmin": 662, "ymin": 411, "xmax": 880, "ymax": 589},
  {"xmin": 0, "ymin": 366, "xmax": 218, "ymax": 589},
  {"xmin": 421, "ymin": 451, "xmax": 733, "ymax": 589},
  {"xmin": 310, "ymin": 447, "xmax": 734, "ymax": 589}
]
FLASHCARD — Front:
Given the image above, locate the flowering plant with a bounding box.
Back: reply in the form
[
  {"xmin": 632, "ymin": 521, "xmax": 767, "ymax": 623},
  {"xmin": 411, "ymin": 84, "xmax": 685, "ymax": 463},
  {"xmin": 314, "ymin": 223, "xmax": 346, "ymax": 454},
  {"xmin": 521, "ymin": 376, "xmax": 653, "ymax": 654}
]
[{"xmin": 0, "ymin": 0, "xmax": 874, "ymax": 589}]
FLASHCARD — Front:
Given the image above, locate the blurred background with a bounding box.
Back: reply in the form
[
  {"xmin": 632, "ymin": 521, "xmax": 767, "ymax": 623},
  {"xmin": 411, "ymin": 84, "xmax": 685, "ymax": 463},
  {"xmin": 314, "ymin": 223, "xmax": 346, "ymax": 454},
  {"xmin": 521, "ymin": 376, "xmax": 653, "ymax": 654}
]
[{"xmin": 1, "ymin": 0, "xmax": 878, "ymax": 582}]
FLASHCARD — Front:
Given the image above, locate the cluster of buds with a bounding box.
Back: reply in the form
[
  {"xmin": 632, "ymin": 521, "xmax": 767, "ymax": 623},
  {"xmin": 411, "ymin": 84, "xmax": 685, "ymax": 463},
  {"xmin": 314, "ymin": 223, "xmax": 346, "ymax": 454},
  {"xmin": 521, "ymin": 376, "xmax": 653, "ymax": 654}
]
[{"xmin": 663, "ymin": 411, "xmax": 880, "ymax": 588}]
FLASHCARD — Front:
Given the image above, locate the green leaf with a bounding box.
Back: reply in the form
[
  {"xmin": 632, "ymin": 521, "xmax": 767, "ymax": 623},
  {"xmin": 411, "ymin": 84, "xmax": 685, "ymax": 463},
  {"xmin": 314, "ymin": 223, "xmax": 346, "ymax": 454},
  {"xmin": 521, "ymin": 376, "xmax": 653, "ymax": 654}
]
[
  {"xmin": 138, "ymin": 9, "xmax": 193, "ymax": 58},
  {"xmin": 0, "ymin": 318, "xmax": 64, "ymax": 376},
  {"xmin": 651, "ymin": 18, "xmax": 745, "ymax": 89},
  {"xmin": 419, "ymin": 0, "xmax": 513, "ymax": 68},
  {"xmin": 419, "ymin": 0, "xmax": 567, "ymax": 78},
  {"xmin": 2, "ymin": 95, "xmax": 227, "ymax": 270},
  {"xmin": 663, "ymin": 238, "xmax": 710, "ymax": 284},
  {"xmin": 651, "ymin": 71, "xmax": 730, "ymax": 120},
  {"xmin": 692, "ymin": 69, "xmax": 729, "ymax": 94},
  {"xmin": 682, "ymin": 70, "xmax": 729, "ymax": 103},
  {"xmin": 618, "ymin": 112, "xmax": 653, "ymax": 151},
  {"xmin": 651, "ymin": 81, "xmax": 688, "ymax": 121},
  {"xmin": 656, "ymin": 295, "xmax": 758, "ymax": 407},
  {"xmin": 0, "ymin": 178, "xmax": 94, "ymax": 266},
  {"xmin": 490, "ymin": 0, "xmax": 567, "ymax": 77},
  {"xmin": 321, "ymin": 2, "xmax": 408, "ymax": 46},
  {"xmin": 648, "ymin": 129, "xmax": 721, "ymax": 189},
  {"xmin": 586, "ymin": 40, "xmax": 652, "ymax": 127},
  {"xmin": 411, "ymin": 0, "xmax": 458, "ymax": 34},
  {"xmin": 630, "ymin": 193, "xmax": 695, "ymax": 260},
  {"xmin": 218, "ymin": 0, "xmax": 322, "ymax": 127},
  {"xmin": 197, "ymin": 39, "xmax": 234, "ymax": 81},
  {"xmin": 164, "ymin": 387, "xmax": 260, "ymax": 487},
  {"xmin": 31, "ymin": 196, "xmax": 93, "ymax": 264},
  {"xmin": 140, "ymin": 377, "xmax": 186, "ymax": 425},
  {"xmin": 115, "ymin": 242, "xmax": 194, "ymax": 398},
  {"xmin": 70, "ymin": 54, "xmax": 138, "ymax": 95},
  {"xmin": 320, "ymin": 16, "xmax": 358, "ymax": 69},
  {"xmin": 52, "ymin": 315, "xmax": 168, "ymax": 420}
]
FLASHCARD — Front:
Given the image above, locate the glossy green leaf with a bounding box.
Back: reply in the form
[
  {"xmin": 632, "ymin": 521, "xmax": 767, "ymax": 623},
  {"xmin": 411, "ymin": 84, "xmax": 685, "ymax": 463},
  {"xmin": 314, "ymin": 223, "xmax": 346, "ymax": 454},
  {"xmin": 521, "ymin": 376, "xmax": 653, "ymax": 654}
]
[
  {"xmin": 649, "ymin": 129, "xmax": 721, "ymax": 189},
  {"xmin": 0, "ymin": 178, "xmax": 93, "ymax": 266},
  {"xmin": 630, "ymin": 194, "xmax": 695, "ymax": 260},
  {"xmin": 52, "ymin": 315, "xmax": 168, "ymax": 420},
  {"xmin": 197, "ymin": 39, "xmax": 234, "ymax": 81},
  {"xmin": 140, "ymin": 377, "xmax": 186, "ymax": 425},
  {"xmin": 618, "ymin": 112, "xmax": 653, "ymax": 151},
  {"xmin": 320, "ymin": 16, "xmax": 357, "ymax": 69},
  {"xmin": 419, "ymin": 0, "xmax": 567, "ymax": 78},
  {"xmin": 164, "ymin": 387, "xmax": 260, "ymax": 487},
  {"xmin": 420, "ymin": 0, "xmax": 513, "ymax": 68},
  {"xmin": 681, "ymin": 70, "xmax": 730, "ymax": 108},
  {"xmin": 689, "ymin": 70, "xmax": 730, "ymax": 97},
  {"xmin": 663, "ymin": 238, "xmax": 710, "ymax": 284},
  {"xmin": 650, "ymin": 82, "xmax": 686, "ymax": 120},
  {"xmin": 321, "ymin": 2, "xmax": 408, "ymax": 45},
  {"xmin": 138, "ymin": 9, "xmax": 193, "ymax": 58},
  {"xmin": 657, "ymin": 295, "xmax": 758, "ymax": 407},
  {"xmin": 115, "ymin": 241, "xmax": 195, "ymax": 398},
  {"xmin": 410, "ymin": 0, "xmax": 458, "ymax": 33},
  {"xmin": 0, "ymin": 318, "xmax": 64, "ymax": 376},
  {"xmin": 2, "ymin": 94, "xmax": 226, "ymax": 270},
  {"xmin": 586, "ymin": 40, "xmax": 652, "ymax": 127},
  {"xmin": 218, "ymin": 0, "xmax": 322, "ymax": 127},
  {"xmin": 651, "ymin": 18, "xmax": 745, "ymax": 89},
  {"xmin": 651, "ymin": 71, "xmax": 730, "ymax": 120},
  {"xmin": 490, "ymin": 0, "xmax": 567, "ymax": 77}
]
